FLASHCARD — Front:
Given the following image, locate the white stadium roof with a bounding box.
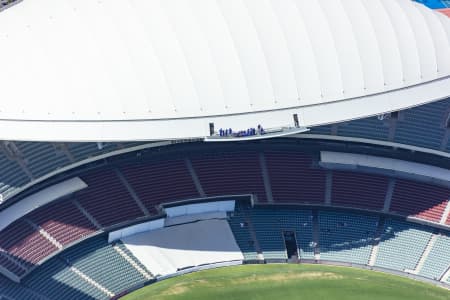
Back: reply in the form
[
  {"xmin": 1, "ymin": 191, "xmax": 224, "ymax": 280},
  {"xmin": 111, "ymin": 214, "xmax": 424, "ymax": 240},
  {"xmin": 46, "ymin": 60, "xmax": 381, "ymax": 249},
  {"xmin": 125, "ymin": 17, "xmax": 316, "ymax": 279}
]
[{"xmin": 0, "ymin": 0, "xmax": 449, "ymax": 141}]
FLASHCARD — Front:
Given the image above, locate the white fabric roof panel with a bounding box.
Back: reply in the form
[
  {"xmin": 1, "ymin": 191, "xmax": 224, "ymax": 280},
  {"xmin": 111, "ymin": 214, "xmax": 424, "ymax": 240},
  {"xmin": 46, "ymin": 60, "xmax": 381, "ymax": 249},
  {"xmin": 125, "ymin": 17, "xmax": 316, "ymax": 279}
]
[{"xmin": 0, "ymin": 0, "xmax": 449, "ymax": 141}]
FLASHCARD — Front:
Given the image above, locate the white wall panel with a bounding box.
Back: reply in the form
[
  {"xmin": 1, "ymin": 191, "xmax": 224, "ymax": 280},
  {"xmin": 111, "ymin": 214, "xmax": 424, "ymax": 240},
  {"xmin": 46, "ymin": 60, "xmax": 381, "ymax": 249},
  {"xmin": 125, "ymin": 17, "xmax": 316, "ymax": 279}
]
[
  {"xmin": 165, "ymin": 200, "xmax": 235, "ymax": 217},
  {"xmin": 108, "ymin": 218, "xmax": 165, "ymax": 242}
]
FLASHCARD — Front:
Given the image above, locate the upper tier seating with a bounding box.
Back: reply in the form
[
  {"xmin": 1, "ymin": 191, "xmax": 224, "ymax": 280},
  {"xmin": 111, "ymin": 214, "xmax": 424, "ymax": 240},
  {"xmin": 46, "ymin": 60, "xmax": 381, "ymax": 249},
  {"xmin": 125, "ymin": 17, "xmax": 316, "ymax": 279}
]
[
  {"xmin": 318, "ymin": 211, "xmax": 378, "ymax": 265},
  {"xmin": 419, "ymin": 233, "xmax": 450, "ymax": 280},
  {"xmin": 394, "ymin": 99, "xmax": 448, "ymax": 150},
  {"xmin": 191, "ymin": 151, "xmax": 267, "ymax": 202},
  {"xmin": 331, "ymin": 171, "xmax": 388, "ymax": 210},
  {"xmin": 76, "ymin": 169, "xmax": 145, "ymax": 227},
  {"xmin": 16, "ymin": 142, "xmax": 70, "ymax": 180},
  {"xmin": 0, "ymin": 142, "xmax": 145, "ymax": 202},
  {"xmin": 308, "ymin": 97, "xmax": 450, "ymax": 152},
  {"xmin": 336, "ymin": 117, "xmax": 389, "ymax": 141},
  {"xmin": 120, "ymin": 159, "xmax": 199, "ymax": 214},
  {"xmin": 390, "ymin": 180, "xmax": 450, "ymax": 223},
  {"xmin": 264, "ymin": 151, "xmax": 326, "ymax": 204},
  {"xmin": 0, "ymin": 154, "xmax": 29, "ymax": 200},
  {"xmin": 375, "ymin": 219, "xmax": 433, "ymax": 272}
]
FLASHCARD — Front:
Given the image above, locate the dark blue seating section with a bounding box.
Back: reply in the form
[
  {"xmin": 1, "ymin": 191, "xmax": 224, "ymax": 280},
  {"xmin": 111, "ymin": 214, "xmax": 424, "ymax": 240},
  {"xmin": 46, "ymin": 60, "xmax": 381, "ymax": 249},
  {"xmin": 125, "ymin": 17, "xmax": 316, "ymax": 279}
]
[
  {"xmin": 229, "ymin": 205, "xmax": 450, "ymax": 277},
  {"xmin": 0, "ymin": 154, "xmax": 29, "ymax": 200},
  {"xmin": 21, "ymin": 235, "xmax": 148, "ymax": 300},
  {"xmin": 336, "ymin": 117, "xmax": 389, "ymax": 141},
  {"xmin": 16, "ymin": 142, "xmax": 70, "ymax": 179},
  {"xmin": 309, "ymin": 97, "xmax": 450, "ymax": 152},
  {"xmin": 249, "ymin": 208, "xmax": 314, "ymax": 260},
  {"xmin": 24, "ymin": 258, "xmax": 104, "ymax": 300},
  {"xmin": 394, "ymin": 99, "xmax": 448, "ymax": 150},
  {"xmin": 0, "ymin": 275, "xmax": 44, "ymax": 300},
  {"xmin": 227, "ymin": 203, "xmax": 258, "ymax": 260},
  {"xmin": 318, "ymin": 210, "xmax": 377, "ymax": 264},
  {"xmin": 61, "ymin": 236, "xmax": 147, "ymax": 295}
]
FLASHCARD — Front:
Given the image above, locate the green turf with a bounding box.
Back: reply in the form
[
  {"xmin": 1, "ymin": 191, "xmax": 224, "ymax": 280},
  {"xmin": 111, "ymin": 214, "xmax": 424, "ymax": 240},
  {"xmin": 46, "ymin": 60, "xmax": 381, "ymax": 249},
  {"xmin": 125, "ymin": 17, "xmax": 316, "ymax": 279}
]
[{"xmin": 122, "ymin": 264, "xmax": 450, "ymax": 300}]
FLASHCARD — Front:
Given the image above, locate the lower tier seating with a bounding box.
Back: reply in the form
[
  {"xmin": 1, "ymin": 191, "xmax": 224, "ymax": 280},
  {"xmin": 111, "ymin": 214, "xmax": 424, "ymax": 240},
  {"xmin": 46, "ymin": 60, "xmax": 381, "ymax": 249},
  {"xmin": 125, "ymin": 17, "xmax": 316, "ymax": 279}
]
[
  {"xmin": 419, "ymin": 233, "xmax": 450, "ymax": 280},
  {"xmin": 375, "ymin": 219, "xmax": 434, "ymax": 271},
  {"xmin": 61, "ymin": 236, "xmax": 147, "ymax": 295},
  {"xmin": 227, "ymin": 206, "xmax": 258, "ymax": 260},
  {"xmin": 318, "ymin": 211, "xmax": 377, "ymax": 265},
  {"xmin": 0, "ymin": 206, "xmax": 448, "ymax": 298},
  {"xmin": 249, "ymin": 208, "xmax": 314, "ymax": 260},
  {"xmin": 0, "ymin": 275, "xmax": 44, "ymax": 300},
  {"xmin": 25, "ymin": 258, "xmax": 105, "ymax": 300}
]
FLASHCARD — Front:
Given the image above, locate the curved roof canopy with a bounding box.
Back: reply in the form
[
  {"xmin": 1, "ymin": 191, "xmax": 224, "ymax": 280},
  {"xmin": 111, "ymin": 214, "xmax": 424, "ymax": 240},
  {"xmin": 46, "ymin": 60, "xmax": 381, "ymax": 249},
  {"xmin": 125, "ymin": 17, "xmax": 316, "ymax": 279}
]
[{"xmin": 0, "ymin": 0, "xmax": 449, "ymax": 141}]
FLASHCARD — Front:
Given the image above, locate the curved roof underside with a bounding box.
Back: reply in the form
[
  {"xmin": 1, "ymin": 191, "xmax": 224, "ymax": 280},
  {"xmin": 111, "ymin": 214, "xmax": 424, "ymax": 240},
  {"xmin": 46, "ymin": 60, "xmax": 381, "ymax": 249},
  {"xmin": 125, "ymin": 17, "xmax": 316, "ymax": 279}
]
[{"xmin": 0, "ymin": 0, "xmax": 449, "ymax": 141}]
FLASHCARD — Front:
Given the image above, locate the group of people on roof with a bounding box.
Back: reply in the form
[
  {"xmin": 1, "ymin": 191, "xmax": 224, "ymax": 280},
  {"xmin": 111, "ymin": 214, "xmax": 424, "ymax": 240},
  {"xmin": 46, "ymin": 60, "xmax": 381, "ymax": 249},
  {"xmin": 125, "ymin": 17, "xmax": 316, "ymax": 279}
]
[{"xmin": 218, "ymin": 125, "xmax": 265, "ymax": 138}]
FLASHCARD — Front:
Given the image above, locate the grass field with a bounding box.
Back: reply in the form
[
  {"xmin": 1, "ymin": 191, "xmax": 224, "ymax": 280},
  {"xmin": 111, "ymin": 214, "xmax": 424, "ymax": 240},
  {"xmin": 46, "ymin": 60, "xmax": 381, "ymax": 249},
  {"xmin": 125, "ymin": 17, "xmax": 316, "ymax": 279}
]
[{"xmin": 122, "ymin": 264, "xmax": 450, "ymax": 300}]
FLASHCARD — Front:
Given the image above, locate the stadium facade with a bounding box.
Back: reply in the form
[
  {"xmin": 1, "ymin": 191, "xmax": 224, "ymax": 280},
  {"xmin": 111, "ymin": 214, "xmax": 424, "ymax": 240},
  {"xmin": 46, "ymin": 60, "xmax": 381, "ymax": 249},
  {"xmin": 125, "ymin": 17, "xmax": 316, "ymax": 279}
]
[{"xmin": 0, "ymin": 0, "xmax": 449, "ymax": 299}]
